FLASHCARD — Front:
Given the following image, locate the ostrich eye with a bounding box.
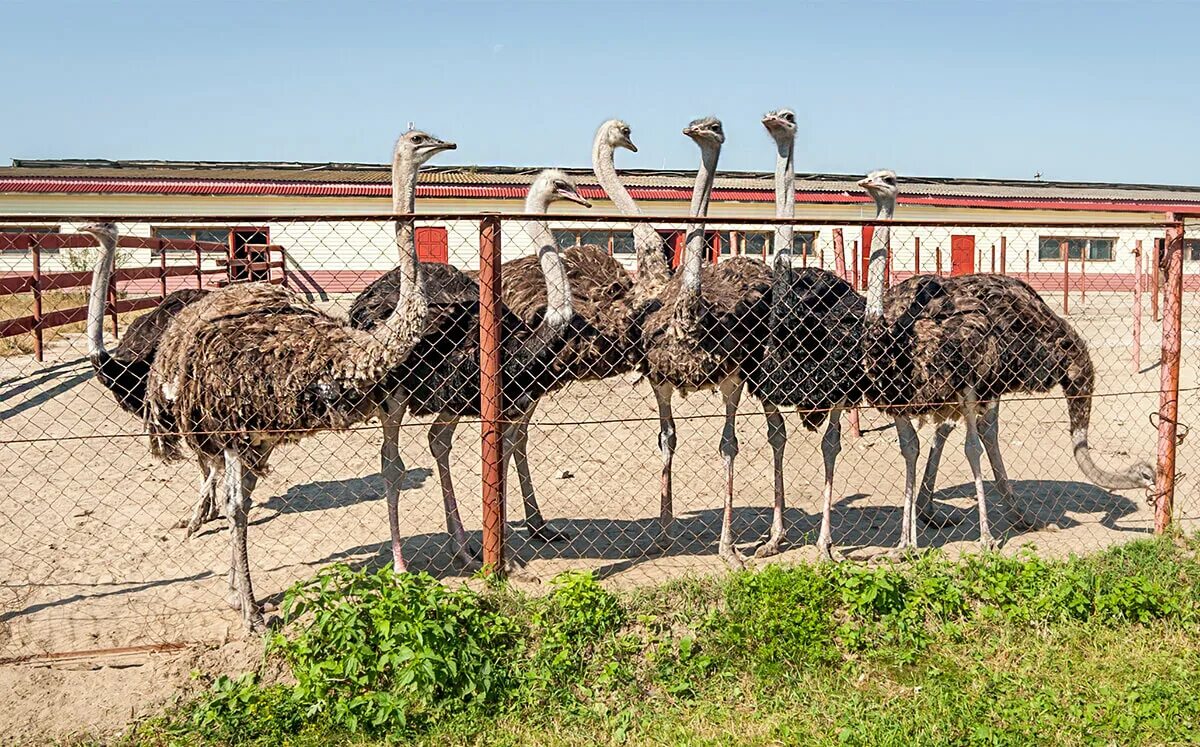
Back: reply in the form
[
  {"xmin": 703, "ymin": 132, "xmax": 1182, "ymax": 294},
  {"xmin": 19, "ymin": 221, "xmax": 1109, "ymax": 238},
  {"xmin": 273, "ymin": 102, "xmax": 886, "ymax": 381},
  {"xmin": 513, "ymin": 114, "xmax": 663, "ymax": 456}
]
[
  {"xmin": 783, "ymin": 113, "xmax": 795, "ymax": 122},
  {"xmin": 412, "ymin": 135, "xmax": 425, "ymax": 144}
]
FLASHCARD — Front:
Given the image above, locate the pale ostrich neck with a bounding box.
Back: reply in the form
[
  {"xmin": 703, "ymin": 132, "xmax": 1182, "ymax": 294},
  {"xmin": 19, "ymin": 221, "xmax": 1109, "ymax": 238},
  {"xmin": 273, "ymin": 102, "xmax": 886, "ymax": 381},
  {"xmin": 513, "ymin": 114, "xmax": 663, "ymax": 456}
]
[
  {"xmin": 679, "ymin": 142, "xmax": 720, "ymax": 302},
  {"xmin": 773, "ymin": 136, "xmax": 795, "ymax": 263},
  {"xmin": 386, "ymin": 149, "xmax": 428, "ymax": 351},
  {"xmin": 86, "ymin": 232, "xmax": 118, "ymax": 360},
  {"xmin": 864, "ymin": 197, "xmax": 894, "ymax": 319},
  {"xmin": 591, "ymin": 134, "xmax": 671, "ymax": 294},
  {"xmin": 525, "ymin": 190, "xmax": 575, "ymax": 332}
]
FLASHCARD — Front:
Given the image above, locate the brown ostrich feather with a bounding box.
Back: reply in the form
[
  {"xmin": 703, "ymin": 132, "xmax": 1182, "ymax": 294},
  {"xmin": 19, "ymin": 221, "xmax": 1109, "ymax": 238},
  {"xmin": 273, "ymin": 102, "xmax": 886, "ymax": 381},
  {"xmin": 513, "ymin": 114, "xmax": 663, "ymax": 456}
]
[
  {"xmin": 641, "ymin": 256, "xmax": 772, "ymax": 391},
  {"xmin": 147, "ymin": 283, "xmax": 396, "ymax": 473}
]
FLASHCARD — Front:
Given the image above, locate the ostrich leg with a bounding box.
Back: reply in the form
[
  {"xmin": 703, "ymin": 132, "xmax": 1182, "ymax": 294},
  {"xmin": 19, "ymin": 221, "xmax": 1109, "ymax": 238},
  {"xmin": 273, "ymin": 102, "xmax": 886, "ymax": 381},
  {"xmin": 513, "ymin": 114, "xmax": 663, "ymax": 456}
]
[
  {"xmin": 978, "ymin": 401, "xmax": 1037, "ymax": 533},
  {"xmin": 650, "ymin": 381, "xmax": 677, "ymax": 553},
  {"xmin": 754, "ymin": 402, "xmax": 788, "ymax": 559},
  {"xmin": 509, "ymin": 409, "xmax": 570, "ymax": 543},
  {"xmin": 961, "ymin": 391, "xmax": 999, "ymax": 551},
  {"xmin": 916, "ymin": 422, "xmax": 963, "ymax": 528},
  {"xmin": 223, "ymin": 449, "xmax": 263, "ymax": 632},
  {"xmin": 813, "ymin": 407, "xmax": 845, "ymax": 561},
  {"xmin": 427, "ymin": 412, "xmax": 478, "ymax": 568},
  {"xmin": 184, "ymin": 457, "xmax": 222, "ymax": 538},
  {"xmin": 381, "ymin": 400, "xmax": 411, "ymax": 572},
  {"xmin": 893, "ymin": 415, "xmax": 921, "ymax": 554},
  {"xmin": 717, "ymin": 375, "xmax": 745, "ymax": 570}
]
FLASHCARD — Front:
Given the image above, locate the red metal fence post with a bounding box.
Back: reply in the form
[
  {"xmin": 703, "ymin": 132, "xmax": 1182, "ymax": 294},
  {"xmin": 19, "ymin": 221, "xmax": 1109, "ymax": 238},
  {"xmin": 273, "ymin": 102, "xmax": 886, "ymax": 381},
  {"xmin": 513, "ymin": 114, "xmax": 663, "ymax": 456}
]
[
  {"xmin": 913, "ymin": 236, "xmax": 920, "ymax": 276},
  {"xmin": 1133, "ymin": 240, "xmax": 1143, "ymax": 373},
  {"xmin": 1155, "ymin": 220, "xmax": 1185, "ymax": 534},
  {"xmin": 1000, "ymin": 235, "xmax": 1007, "ymax": 275},
  {"xmin": 1080, "ymin": 246, "xmax": 1087, "ymax": 304},
  {"xmin": 1152, "ymin": 238, "xmax": 1162, "ymax": 321},
  {"xmin": 833, "ymin": 228, "xmax": 847, "ymax": 281},
  {"xmin": 107, "ymin": 249, "xmax": 119, "ymax": 338},
  {"xmin": 478, "ymin": 215, "xmax": 505, "ymax": 574},
  {"xmin": 851, "ymin": 240, "xmax": 860, "ymax": 289},
  {"xmin": 31, "ymin": 235, "xmax": 43, "ymax": 362},
  {"xmin": 1024, "ymin": 248, "xmax": 1030, "ymax": 281},
  {"xmin": 194, "ymin": 242, "xmax": 203, "ymax": 289},
  {"xmin": 990, "ymin": 243, "xmax": 996, "ymax": 273}
]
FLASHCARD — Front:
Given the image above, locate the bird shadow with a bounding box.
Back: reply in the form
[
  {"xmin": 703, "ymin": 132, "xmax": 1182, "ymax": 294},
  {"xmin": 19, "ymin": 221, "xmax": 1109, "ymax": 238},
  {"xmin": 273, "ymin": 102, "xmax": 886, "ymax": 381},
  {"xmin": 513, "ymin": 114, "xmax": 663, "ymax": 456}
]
[
  {"xmin": 0, "ymin": 367, "xmax": 94, "ymax": 422},
  {"xmin": 251, "ymin": 468, "xmax": 435, "ymax": 523}
]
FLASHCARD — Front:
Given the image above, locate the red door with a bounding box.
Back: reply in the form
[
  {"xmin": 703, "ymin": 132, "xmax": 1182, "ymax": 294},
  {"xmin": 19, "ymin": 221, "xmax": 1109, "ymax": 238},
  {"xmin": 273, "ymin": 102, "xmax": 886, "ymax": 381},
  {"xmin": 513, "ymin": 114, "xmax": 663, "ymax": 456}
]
[
  {"xmin": 950, "ymin": 235, "xmax": 975, "ymax": 276},
  {"xmin": 415, "ymin": 226, "xmax": 448, "ymax": 264},
  {"xmin": 663, "ymin": 230, "xmax": 719, "ymax": 269}
]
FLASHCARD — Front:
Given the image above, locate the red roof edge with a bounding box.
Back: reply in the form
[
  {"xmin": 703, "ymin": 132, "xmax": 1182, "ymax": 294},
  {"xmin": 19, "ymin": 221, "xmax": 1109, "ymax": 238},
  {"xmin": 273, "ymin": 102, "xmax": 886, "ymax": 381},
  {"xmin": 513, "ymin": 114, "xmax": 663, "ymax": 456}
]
[{"xmin": 1, "ymin": 177, "xmax": 1198, "ymax": 214}]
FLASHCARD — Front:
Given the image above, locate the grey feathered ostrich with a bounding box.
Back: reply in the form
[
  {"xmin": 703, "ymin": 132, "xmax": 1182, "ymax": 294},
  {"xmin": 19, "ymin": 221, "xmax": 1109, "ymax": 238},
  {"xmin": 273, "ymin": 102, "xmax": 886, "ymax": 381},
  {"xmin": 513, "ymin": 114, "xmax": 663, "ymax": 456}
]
[
  {"xmin": 858, "ymin": 171, "xmax": 1155, "ymax": 552},
  {"xmin": 639, "ymin": 116, "xmax": 773, "ymax": 568},
  {"xmin": 82, "ymin": 231, "xmax": 219, "ymax": 536},
  {"xmin": 143, "ymin": 131, "xmax": 455, "ymax": 630},
  {"xmin": 742, "ymin": 109, "xmax": 866, "ymax": 560},
  {"xmin": 347, "ymin": 169, "xmax": 593, "ymax": 568}
]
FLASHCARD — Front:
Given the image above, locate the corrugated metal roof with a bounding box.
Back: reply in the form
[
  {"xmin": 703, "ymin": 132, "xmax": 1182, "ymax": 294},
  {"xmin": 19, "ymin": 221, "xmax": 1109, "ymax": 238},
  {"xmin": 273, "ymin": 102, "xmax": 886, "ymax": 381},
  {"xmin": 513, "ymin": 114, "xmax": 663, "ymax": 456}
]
[{"xmin": 3, "ymin": 158, "xmax": 1200, "ymax": 206}]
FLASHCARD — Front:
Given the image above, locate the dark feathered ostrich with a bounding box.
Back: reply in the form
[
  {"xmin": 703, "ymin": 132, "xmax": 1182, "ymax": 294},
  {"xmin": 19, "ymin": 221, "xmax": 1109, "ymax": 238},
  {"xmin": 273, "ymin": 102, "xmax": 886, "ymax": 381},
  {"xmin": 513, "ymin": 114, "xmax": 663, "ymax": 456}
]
[
  {"xmin": 142, "ymin": 130, "xmax": 456, "ymax": 630},
  {"xmin": 858, "ymin": 171, "xmax": 1155, "ymax": 552},
  {"xmin": 347, "ymin": 169, "xmax": 592, "ymax": 567},
  {"xmin": 639, "ymin": 117, "xmax": 773, "ymax": 569},
  {"xmin": 742, "ymin": 109, "xmax": 866, "ymax": 560},
  {"xmin": 83, "ymin": 240, "xmax": 219, "ymax": 536}
]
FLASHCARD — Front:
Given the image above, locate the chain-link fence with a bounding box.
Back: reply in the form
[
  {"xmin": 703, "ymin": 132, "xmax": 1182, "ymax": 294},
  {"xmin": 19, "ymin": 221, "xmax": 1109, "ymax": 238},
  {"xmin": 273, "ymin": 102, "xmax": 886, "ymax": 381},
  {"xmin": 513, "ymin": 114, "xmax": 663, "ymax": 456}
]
[{"xmin": 0, "ymin": 213, "xmax": 1194, "ymax": 658}]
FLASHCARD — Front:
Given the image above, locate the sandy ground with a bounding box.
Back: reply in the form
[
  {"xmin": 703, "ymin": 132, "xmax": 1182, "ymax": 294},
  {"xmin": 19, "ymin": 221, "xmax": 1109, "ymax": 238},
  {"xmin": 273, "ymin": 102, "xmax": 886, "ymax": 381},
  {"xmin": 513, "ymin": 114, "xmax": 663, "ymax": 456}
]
[{"xmin": 1, "ymin": 290, "xmax": 1197, "ymax": 743}]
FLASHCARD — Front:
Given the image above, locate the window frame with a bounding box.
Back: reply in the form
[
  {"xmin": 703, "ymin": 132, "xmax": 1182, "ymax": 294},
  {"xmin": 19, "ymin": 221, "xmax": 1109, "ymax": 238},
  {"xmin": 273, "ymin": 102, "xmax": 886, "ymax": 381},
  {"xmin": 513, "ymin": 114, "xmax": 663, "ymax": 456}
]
[
  {"xmin": 724, "ymin": 229, "xmax": 818, "ymax": 258},
  {"xmin": 1183, "ymin": 238, "xmax": 1200, "ymax": 262},
  {"xmin": 151, "ymin": 226, "xmax": 233, "ymax": 257},
  {"xmin": 551, "ymin": 228, "xmax": 636, "ymax": 256},
  {"xmin": 1037, "ymin": 235, "xmax": 1117, "ymax": 263},
  {"xmin": 0, "ymin": 225, "xmax": 62, "ymax": 254}
]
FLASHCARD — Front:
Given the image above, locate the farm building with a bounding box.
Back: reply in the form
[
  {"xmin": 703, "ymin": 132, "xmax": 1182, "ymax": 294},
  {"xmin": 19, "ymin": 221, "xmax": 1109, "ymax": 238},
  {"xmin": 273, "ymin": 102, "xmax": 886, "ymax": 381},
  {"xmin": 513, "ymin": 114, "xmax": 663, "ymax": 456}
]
[{"xmin": 2, "ymin": 158, "xmax": 1199, "ymax": 295}]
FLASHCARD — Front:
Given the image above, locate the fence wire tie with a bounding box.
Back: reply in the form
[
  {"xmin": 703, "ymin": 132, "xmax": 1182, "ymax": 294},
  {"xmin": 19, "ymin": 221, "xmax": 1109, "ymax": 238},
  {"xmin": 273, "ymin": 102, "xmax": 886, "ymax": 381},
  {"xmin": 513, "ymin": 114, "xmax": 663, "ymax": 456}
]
[
  {"xmin": 1148, "ymin": 411, "xmax": 1190, "ymax": 445},
  {"xmin": 1144, "ymin": 471, "xmax": 1187, "ymax": 507}
]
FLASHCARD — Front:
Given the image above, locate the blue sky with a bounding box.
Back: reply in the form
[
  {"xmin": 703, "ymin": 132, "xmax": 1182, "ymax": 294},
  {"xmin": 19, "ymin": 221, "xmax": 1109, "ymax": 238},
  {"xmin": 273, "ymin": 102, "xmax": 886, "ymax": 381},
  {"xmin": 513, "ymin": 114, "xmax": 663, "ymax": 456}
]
[{"xmin": 2, "ymin": 0, "xmax": 1196, "ymax": 184}]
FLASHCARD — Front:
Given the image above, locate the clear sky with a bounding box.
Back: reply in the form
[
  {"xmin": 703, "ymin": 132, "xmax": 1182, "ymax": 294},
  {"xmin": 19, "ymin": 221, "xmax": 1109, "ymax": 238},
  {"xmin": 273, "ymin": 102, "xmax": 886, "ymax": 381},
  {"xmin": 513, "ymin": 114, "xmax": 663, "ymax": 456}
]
[{"xmin": 2, "ymin": 0, "xmax": 1196, "ymax": 185}]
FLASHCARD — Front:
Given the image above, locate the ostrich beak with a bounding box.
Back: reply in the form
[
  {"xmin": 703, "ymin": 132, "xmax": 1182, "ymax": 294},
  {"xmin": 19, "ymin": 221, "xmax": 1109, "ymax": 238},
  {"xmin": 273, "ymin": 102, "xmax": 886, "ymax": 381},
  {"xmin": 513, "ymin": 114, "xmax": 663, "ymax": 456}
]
[
  {"xmin": 857, "ymin": 177, "xmax": 875, "ymax": 189},
  {"xmin": 558, "ymin": 189, "xmax": 592, "ymax": 208},
  {"xmin": 624, "ymin": 140, "xmax": 638, "ymax": 153}
]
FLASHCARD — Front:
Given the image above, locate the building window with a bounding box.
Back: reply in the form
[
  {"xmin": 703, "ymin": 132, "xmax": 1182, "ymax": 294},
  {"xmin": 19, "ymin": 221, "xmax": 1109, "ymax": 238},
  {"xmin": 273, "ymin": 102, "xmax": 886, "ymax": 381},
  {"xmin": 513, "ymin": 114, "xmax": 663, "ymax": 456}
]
[
  {"xmin": 1038, "ymin": 236, "xmax": 1115, "ymax": 261},
  {"xmin": 152, "ymin": 227, "xmax": 229, "ymax": 256},
  {"xmin": 0, "ymin": 225, "xmax": 61, "ymax": 254},
  {"xmin": 719, "ymin": 230, "xmax": 817, "ymax": 258},
  {"xmin": 1184, "ymin": 239, "xmax": 1200, "ymax": 261},
  {"xmin": 552, "ymin": 229, "xmax": 635, "ymax": 255}
]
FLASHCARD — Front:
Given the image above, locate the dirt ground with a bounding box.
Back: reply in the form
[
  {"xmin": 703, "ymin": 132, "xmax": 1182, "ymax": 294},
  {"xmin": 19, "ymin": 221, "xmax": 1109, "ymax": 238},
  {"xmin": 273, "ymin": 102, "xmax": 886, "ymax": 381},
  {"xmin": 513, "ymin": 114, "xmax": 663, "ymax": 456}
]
[{"xmin": 1, "ymin": 290, "xmax": 1197, "ymax": 743}]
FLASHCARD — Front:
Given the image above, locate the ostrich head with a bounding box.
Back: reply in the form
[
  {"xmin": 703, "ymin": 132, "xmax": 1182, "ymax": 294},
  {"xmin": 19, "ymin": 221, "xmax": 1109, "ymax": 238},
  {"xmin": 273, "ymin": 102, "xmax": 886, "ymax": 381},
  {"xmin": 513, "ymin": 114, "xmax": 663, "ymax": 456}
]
[
  {"xmin": 858, "ymin": 169, "xmax": 899, "ymax": 209},
  {"xmin": 683, "ymin": 116, "xmax": 725, "ymax": 146},
  {"xmin": 393, "ymin": 129, "xmax": 456, "ymax": 166},
  {"xmin": 526, "ymin": 169, "xmax": 592, "ymax": 210},
  {"xmin": 761, "ymin": 108, "xmax": 797, "ymax": 142},
  {"xmin": 598, "ymin": 119, "xmax": 638, "ymax": 153},
  {"xmin": 79, "ymin": 222, "xmax": 119, "ymax": 243}
]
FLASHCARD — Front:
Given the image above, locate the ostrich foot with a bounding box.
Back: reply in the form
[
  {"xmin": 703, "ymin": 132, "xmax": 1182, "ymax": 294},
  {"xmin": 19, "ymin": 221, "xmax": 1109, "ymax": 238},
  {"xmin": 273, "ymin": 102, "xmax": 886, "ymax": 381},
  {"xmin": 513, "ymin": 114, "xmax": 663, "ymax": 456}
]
[
  {"xmin": 526, "ymin": 522, "xmax": 572, "ymax": 544},
  {"xmin": 882, "ymin": 544, "xmax": 922, "ymax": 562},
  {"xmin": 244, "ymin": 604, "xmax": 266, "ymax": 634},
  {"xmin": 1004, "ymin": 508, "xmax": 1039, "ymax": 533},
  {"xmin": 226, "ymin": 591, "xmax": 242, "ymax": 611},
  {"xmin": 979, "ymin": 533, "xmax": 1002, "ymax": 552},
  {"xmin": 455, "ymin": 545, "xmax": 482, "ymax": 573},
  {"xmin": 718, "ymin": 544, "xmax": 746, "ymax": 571},
  {"xmin": 753, "ymin": 536, "xmax": 784, "ymax": 559},
  {"xmin": 645, "ymin": 523, "xmax": 674, "ymax": 557},
  {"xmin": 918, "ymin": 503, "xmax": 966, "ymax": 529},
  {"xmin": 815, "ymin": 539, "xmax": 845, "ymax": 562}
]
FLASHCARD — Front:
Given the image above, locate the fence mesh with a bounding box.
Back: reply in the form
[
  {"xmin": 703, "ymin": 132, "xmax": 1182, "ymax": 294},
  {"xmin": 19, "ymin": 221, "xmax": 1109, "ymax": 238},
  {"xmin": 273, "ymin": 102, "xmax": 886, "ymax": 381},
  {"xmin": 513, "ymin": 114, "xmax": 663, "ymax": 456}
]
[{"xmin": 0, "ymin": 214, "xmax": 1193, "ymax": 658}]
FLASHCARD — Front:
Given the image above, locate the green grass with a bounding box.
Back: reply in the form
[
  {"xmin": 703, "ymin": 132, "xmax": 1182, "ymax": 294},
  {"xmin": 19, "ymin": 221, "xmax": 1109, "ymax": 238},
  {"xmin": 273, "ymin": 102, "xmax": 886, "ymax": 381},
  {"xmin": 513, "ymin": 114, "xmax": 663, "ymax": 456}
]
[{"xmin": 122, "ymin": 535, "xmax": 1200, "ymax": 747}]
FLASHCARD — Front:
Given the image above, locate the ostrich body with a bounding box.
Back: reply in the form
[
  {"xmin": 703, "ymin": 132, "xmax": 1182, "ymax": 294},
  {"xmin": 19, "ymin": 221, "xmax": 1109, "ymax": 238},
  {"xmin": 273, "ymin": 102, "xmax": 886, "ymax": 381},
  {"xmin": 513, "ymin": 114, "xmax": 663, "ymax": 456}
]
[
  {"xmin": 84, "ymin": 280, "xmax": 221, "ymax": 535},
  {"xmin": 741, "ymin": 109, "xmax": 866, "ymax": 559},
  {"xmin": 141, "ymin": 130, "xmax": 455, "ymax": 630},
  {"xmin": 638, "ymin": 117, "xmax": 773, "ymax": 568},
  {"xmin": 347, "ymin": 169, "xmax": 592, "ymax": 566},
  {"xmin": 857, "ymin": 171, "xmax": 1154, "ymax": 552}
]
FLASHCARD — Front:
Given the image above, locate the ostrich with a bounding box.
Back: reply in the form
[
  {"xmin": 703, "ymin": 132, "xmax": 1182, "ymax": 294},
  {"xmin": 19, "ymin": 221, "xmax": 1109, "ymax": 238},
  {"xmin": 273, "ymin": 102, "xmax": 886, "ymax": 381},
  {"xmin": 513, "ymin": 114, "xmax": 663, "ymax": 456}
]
[
  {"xmin": 857, "ymin": 170, "xmax": 1155, "ymax": 552},
  {"xmin": 639, "ymin": 116, "xmax": 773, "ymax": 568},
  {"xmin": 591, "ymin": 119, "xmax": 673, "ymax": 306},
  {"xmin": 347, "ymin": 169, "xmax": 592, "ymax": 568},
  {"xmin": 143, "ymin": 130, "xmax": 456, "ymax": 630},
  {"xmin": 742, "ymin": 109, "xmax": 866, "ymax": 560},
  {"xmin": 82, "ymin": 257, "xmax": 221, "ymax": 536}
]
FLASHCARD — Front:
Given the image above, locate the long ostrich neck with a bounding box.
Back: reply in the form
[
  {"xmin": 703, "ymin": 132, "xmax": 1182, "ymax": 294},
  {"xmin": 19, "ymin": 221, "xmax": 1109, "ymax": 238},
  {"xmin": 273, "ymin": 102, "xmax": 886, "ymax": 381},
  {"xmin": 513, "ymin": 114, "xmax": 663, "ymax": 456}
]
[
  {"xmin": 383, "ymin": 148, "xmax": 428, "ymax": 350},
  {"xmin": 864, "ymin": 196, "xmax": 894, "ymax": 319},
  {"xmin": 772, "ymin": 135, "xmax": 795, "ymax": 267},
  {"xmin": 678, "ymin": 140, "xmax": 720, "ymax": 306},
  {"xmin": 85, "ymin": 232, "xmax": 118, "ymax": 360},
  {"xmin": 591, "ymin": 134, "xmax": 671, "ymax": 294},
  {"xmin": 525, "ymin": 190, "xmax": 574, "ymax": 333}
]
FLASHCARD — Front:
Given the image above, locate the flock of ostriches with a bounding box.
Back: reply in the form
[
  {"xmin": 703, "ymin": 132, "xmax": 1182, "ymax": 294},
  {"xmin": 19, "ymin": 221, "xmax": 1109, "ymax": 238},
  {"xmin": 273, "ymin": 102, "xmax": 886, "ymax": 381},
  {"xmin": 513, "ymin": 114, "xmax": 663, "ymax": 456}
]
[{"xmin": 80, "ymin": 112, "xmax": 1155, "ymax": 631}]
